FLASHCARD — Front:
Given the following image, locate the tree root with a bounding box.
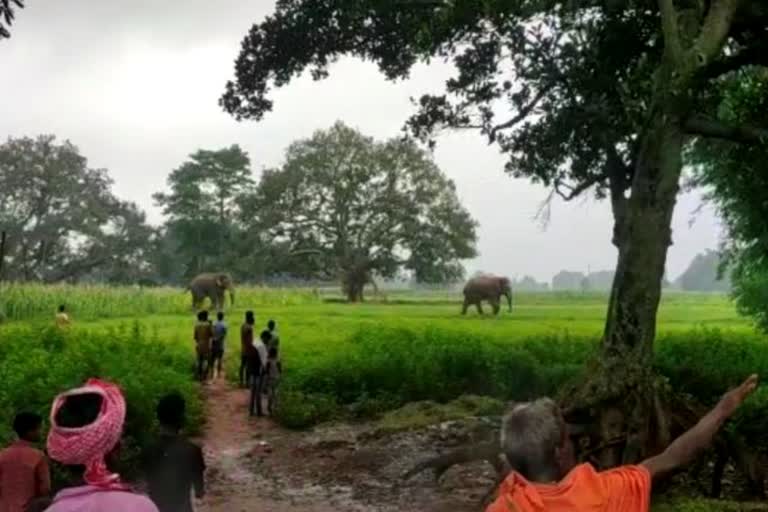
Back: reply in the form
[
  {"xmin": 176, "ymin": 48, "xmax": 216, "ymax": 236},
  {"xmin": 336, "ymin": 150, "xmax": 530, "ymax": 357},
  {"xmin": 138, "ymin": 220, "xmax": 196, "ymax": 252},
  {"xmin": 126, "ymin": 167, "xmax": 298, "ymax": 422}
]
[
  {"xmin": 402, "ymin": 358, "xmax": 767, "ymax": 502},
  {"xmin": 401, "ymin": 439, "xmax": 499, "ymax": 481}
]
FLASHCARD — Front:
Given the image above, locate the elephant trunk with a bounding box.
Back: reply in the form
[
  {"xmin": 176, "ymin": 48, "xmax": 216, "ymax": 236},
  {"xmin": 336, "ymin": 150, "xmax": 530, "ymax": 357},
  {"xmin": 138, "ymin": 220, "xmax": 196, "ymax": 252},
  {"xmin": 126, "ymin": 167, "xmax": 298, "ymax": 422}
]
[{"xmin": 229, "ymin": 286, "xmax": 235, "ymax": 307}]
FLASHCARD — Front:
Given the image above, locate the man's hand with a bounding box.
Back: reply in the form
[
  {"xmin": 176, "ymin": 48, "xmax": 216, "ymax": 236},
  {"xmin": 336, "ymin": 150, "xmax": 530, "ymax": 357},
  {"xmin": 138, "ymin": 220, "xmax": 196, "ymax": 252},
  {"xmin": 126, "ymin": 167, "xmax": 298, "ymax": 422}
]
[
  {"xmin": 642, "ymin": 374, "xmax": 759, "ymax": 480},
  {"xmin": 718, "ymin": 374, "xmax": 759, "ymax": 418}
]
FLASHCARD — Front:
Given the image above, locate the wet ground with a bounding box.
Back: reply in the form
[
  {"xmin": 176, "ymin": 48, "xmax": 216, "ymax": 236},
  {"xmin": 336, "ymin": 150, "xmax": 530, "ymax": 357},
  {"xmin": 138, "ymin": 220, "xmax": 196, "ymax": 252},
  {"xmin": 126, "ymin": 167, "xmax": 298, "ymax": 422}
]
[{"xmin": 197, "ymin": 379, "xmax": 496, "ymax": 512}]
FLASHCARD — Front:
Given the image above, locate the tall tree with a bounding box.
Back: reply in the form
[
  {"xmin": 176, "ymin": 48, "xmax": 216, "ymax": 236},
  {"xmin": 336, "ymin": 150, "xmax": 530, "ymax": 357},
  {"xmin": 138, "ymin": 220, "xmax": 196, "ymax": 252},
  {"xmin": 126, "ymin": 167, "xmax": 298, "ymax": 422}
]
[
  {"xmin": 153, "ymin": 145, "xmax": 253, "ymax": 277},
  {"xmin": 221, "ymin": 1, "xmax": 768, "ymax": 467},
  {"xmin": 0, "ymin": 135, "xmax": 154, "ymax": 282},
  {"xmin": 692, "ymin": 69, "xmax": 768, "ymax": 326},
  {"xmin": 0, "ymin": 0, "xmax": 23, "ymax": 39},
  {"xmin": 242, "ymin": 122, "xmax": 477, "ymax": 301}
]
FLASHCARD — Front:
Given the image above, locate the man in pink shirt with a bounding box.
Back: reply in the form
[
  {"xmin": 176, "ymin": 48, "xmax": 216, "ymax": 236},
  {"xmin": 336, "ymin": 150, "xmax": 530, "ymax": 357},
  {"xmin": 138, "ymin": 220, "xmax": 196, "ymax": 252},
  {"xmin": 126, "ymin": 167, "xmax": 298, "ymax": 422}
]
[
  {"xmin": 44, "ymin": 379, "xmax": 159, "ymax": 512},
  {"xmin": 0, "ymin": 412, "xmax": 51, "ymax": 512}
]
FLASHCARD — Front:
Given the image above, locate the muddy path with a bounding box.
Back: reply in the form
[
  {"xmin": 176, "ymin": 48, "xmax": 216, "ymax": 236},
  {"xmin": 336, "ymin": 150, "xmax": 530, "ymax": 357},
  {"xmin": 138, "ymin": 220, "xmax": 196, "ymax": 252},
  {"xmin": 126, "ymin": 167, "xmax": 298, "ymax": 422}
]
[{"xmin": 197, "ymin": 379, "xmax": 495, "ymax": 511}]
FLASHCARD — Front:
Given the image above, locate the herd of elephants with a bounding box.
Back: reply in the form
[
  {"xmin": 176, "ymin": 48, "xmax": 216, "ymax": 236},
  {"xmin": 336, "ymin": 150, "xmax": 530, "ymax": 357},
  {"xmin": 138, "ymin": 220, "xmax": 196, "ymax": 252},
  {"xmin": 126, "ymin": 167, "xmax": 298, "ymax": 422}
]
[{"xmin": 186, "ymin": 272, "xmax": 514, "ymax": 315}]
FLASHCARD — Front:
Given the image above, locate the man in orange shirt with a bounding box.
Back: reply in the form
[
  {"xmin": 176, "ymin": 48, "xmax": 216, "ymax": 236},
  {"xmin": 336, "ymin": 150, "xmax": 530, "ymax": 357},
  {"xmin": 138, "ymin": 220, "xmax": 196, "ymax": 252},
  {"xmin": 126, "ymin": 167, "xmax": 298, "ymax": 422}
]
[
  {"xmin": 0, "ymin": 412, "xmax": 51, "ymax": 512},
  {"xmin": 487, "ymin": 374, "xmax": 759, "ymax": 512}
]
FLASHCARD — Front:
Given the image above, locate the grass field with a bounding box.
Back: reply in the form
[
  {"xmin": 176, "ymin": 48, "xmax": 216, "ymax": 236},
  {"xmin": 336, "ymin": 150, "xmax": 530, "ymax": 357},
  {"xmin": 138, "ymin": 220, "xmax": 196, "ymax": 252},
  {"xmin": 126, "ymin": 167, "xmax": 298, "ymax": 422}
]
[{"xmin": 2, "ymin": 284, "xmax": 768, "ymax": 489}]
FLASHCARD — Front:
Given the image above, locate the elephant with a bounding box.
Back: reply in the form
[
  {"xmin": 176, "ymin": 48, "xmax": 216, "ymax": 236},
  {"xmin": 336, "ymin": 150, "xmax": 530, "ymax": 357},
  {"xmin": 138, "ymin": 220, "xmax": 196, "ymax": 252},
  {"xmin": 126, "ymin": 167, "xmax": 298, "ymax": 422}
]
[
  {"xmin": 188, "ymin": 272, "xmax": 235, "ymax": 311},
  {"xmin": 462, "ymin": 275, "xmax": 513, "ymax": 315}
]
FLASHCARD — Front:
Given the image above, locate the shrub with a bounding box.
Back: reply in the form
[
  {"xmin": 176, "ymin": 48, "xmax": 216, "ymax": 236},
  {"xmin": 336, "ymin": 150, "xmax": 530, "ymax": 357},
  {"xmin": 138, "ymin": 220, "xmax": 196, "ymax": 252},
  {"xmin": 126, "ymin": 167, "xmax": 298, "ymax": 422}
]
[{"xmin": 0, "ymin": 322, "xmax": 201, "ymax": 478}]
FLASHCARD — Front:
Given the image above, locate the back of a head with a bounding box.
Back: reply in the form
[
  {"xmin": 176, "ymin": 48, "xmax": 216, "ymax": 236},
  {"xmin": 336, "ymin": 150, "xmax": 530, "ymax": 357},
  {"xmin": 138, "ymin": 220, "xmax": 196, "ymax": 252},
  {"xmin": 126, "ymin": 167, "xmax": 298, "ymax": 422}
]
[
  {"xmin": 217, "ymin": 312, "xmax": 224, "ymax": 321},
  {"xmin": 268, "ymin": 319, "xmax": 275, "ymax": 330},
  {"xmin": 157, "ymin": 393, "xmax": 186, "ymax": 430},
  {"xmin": 55, "ymin": 393, "xmax": 103, "ymax": 428},
  {"xmin": 500, "ymin": 398, "xmax": 565, "ymax": 483},
  {"xmin": 13, "ymin": 412, "xmax": 42, "ymax": 440},
  {"xmin": 197, "ymin": 310, "xmax": 207, "ymax": 322},
  {"xmin": 260, "ymin": 329, "xmax": 272, "ymax": 342},
  {"xmin": 245, "ymin": 311, "xmax": 254, "ymax": 324},
  {"xmin": 58, "ymin": 305, "xmax": 65, "ymax": 313}
]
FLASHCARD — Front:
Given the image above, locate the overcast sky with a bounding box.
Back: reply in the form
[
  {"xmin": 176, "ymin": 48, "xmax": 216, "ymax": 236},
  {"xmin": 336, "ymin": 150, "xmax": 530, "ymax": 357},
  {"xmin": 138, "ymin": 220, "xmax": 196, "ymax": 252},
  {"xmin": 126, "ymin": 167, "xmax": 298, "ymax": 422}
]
[{"xmin": 0, "ymin": 0, "xmax": 722, "ymax": 282}]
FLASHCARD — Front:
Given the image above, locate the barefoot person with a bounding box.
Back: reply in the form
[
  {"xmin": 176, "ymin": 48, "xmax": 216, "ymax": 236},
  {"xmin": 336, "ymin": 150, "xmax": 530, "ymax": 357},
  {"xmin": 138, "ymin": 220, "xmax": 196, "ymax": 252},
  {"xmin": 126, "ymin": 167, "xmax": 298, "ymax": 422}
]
[
  {"xmin": 193, "ymin": 311, "xmax": 213, "ymax": 382},
  {"xmin": 486, "ymin": 374, "xmax": 759, "ymax": 512},
  {"xmin": 265, "ymin": 347, "xmax": 282, "ymax": 416},
  {"xmin": 142, "ymin": 393, "xmax": 205, "ymax": 512},
  {"xmin": 0, "ymin": 413, "xmax": 50, "ymax": 512},
  {"xmin": 239, "ymin": 311, "xmax": 256, "ymax": 388},
  {"xmin": 249, "ymin": 330, "xmax": 269, "ymax": 417},
  {"xmin": 44, "ymin": 379, "xmax": 158, "ymax": 512},
  {"xmin": 211, "ymin": 312, "xmax": 227, "ymax": 379}
]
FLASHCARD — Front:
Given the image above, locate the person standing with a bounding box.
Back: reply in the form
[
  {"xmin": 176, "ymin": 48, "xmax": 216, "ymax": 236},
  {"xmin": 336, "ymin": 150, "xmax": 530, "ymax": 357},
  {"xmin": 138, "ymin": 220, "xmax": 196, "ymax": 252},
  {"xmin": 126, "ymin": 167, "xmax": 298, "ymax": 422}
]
[
  {"xmin": 0, "ymin": 413, "xmax": 50, "ymax": 512},
  {"xmin": 193, "ymin": 311, "xmax": 213, "ymax": 382},
  {"xmin": 239, "ymin": 311, "xmax": 256, "ymax": 388},
  {"xmin": 54, "ymin": 305, "xmax": 70, "ymax": 329},
  {"xmin": 266, "ymin": 319, "xmax": 280, "ymax": 356},
  {"xmin": 211, "ymin": 312, "xmax": 227, "ymax": 379},
  {"xmin": 142, "ymin": 393, "xmax": 205, "ymax": 512},
  {"xmin": 249, "ymin": 330, "xmax": 269, "ymax": 417},
  {"xmin": 265, "ymin": 347, "xmax": 282, "ymax": 416}
]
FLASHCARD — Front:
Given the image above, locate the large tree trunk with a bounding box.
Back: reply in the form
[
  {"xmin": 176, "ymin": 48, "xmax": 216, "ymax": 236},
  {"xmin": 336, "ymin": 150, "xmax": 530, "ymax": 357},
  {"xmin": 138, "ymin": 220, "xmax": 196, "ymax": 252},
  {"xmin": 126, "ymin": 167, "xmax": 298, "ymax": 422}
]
[{"xmin": 342, "ymin": 267, "xmax": 367, "ymax": 302}]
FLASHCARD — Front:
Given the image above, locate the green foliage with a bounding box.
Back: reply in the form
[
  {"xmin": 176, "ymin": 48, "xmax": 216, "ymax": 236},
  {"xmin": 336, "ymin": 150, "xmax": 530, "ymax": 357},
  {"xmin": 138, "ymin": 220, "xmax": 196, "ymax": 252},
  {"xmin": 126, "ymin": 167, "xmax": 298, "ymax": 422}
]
[
  {"xmin": 0, "ymin": 322, "xmax": 201, "ymax": 477},
  {"xmin": 692, "ymin": 71, "xmax": 768, "ymax": 330},
  {"xmin": 153, "ymin": 145, "xmax": 258, "ymax": 280},
  {"xmin": 0, "ymin": 135, "xmax": 155, "ymax": 283},
  {"xmin": 242, "ymin": 122, "xmax": 478, "ymax": 301},
  {"xmin": 0, "ymin": 283, "xmax": 321, "ymax": 322}
]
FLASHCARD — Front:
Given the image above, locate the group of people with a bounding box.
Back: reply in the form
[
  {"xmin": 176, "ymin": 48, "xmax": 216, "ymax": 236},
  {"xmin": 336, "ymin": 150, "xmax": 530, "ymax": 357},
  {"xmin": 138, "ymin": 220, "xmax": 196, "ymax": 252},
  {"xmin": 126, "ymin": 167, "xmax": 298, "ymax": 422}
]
[
  {"xmin": 0, "ymin": 380, "xmax": 204, "ymax": 512},
  {"xmin": 193, "ymin": 310, "xmax": 282, "ymax": 417},
  {"xmin": 0, "ymin": 371, "xmax": 761, "ymax": 512}
]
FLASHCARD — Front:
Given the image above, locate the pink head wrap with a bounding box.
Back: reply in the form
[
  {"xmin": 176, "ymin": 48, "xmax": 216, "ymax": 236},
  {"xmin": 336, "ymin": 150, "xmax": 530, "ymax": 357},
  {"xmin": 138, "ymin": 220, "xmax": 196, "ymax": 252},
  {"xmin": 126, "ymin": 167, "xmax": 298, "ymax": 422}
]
[{"xmin": 47, "ymin": 378, "xmax": 127, "ymax": 489}]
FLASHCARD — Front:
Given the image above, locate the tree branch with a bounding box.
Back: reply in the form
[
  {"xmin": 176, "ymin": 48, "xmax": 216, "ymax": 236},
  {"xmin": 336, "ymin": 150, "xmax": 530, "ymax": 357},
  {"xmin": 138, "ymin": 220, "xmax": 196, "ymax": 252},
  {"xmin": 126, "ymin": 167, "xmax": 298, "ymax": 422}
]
[
  {"xmin": 685, "ymin": 116, "xmax": 768, "ymax": 144},
  {"xmin": 555, "ymin": 173, "xmax": 607, "ymax": 201},
  {"xmin": 489, "ymin": 85, "xmax": 552, "ymax": 142},
  {"xmin": 694, "ymin": 0, "xmax": 743, "ymax": 65},
  {"xmin": 658, "ymin": 0, "xmax": 683, "ymax": 63}
]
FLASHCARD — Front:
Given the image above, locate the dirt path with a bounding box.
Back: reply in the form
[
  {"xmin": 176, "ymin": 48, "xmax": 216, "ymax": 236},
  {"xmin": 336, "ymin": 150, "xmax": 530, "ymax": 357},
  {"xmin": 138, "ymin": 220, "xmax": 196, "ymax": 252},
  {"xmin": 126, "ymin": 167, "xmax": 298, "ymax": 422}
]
[{"xmin": 197, "ymin": 378, "xmax": 492, "ymax": 512}]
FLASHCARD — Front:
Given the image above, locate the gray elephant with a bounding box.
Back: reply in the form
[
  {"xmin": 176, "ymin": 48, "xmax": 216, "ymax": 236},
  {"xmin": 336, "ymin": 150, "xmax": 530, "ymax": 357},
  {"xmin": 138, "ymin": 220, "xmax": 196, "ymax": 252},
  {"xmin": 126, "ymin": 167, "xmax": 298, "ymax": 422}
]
[
  {"xmin": 462, "ymin": 275, "xmax": 512, "ymax": 315},
  {"xmin": 188, "ymin": 272, "xmax": 235, "ymax": 311}
]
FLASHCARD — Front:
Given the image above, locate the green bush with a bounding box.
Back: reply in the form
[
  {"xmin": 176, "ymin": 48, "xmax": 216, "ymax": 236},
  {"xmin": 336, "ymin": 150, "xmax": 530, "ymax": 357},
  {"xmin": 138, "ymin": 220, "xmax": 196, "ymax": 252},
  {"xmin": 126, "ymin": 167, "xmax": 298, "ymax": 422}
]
[
  {"xmin": 275, "ymin": 326, "xmax": 768, "ymax": 441},
  {"xmin": 0, "ymin": 322, "xmax": 201, "ymax": 477}
]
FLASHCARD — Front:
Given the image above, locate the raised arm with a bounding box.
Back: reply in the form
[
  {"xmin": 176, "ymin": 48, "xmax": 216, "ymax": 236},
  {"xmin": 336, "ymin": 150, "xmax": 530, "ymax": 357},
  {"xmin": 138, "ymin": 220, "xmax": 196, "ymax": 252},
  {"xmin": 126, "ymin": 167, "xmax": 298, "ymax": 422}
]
[{"xmin": 642, "ymin": 374, "xmax": 758, "ymax": 479}]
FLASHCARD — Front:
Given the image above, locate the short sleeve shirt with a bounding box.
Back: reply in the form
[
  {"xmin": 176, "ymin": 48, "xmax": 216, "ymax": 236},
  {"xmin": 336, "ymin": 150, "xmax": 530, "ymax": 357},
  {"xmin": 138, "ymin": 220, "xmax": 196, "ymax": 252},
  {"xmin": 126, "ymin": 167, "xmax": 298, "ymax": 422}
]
[
  {"xmin": 0, "ymin": 441, "xmax": 50, "ymax": 512},
  {"xmin": 485, "ymin": 463, "xmax": 651, "ymax": 512}
]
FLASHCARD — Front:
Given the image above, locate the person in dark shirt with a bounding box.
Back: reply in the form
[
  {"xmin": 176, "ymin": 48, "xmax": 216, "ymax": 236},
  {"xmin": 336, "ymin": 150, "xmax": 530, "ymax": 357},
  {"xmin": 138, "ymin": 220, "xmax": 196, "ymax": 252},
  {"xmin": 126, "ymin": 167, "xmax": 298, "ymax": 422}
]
[
  {"xmin": 239, "ymin": 311, "xmax": 256, "ymax": 388},
  {"xmin": 142, "ymin": 393, "xmax": 205, "ymax": 512}
]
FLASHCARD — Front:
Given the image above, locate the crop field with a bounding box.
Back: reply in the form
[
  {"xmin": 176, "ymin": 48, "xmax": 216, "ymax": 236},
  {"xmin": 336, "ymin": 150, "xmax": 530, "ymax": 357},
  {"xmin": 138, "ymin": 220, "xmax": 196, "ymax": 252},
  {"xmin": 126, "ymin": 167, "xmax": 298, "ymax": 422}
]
[{"xmin": 2, "ymin": 284, "xmax": 768, "ymax": 480}]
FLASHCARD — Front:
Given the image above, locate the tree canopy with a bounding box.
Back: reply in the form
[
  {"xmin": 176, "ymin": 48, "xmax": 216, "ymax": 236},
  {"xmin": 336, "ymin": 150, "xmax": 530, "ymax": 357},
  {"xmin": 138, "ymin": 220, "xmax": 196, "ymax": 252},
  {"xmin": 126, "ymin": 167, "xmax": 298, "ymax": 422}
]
[
  {"xmin": 0, "ymin": 0, "xmax": 23, "ymax": 39},
  {"xmin": 692, "ymin": 69, "xmax": 768, "ymax": 324},
  {"xmin": 242, "ymin": 122, "xmax": 478, "ymax": 301},
  {"xmin": 0, "ymin": 135, "xmax": 154, "ymax": 283},
  {"xmin": 222, "ymin": 0, "xmax": 768, "ymax": 467},
  {"xmin": 153, "ymin": 145, "xmax": 254, "ymax": 279}
]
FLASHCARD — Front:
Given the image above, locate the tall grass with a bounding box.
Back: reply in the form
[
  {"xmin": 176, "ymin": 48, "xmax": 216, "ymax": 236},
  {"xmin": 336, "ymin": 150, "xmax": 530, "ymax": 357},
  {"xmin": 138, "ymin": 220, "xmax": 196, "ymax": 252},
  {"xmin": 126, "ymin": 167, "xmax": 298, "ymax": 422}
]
[{"xmin": 0, "ymin": 282, "xmax": 321, "ymax": 322}]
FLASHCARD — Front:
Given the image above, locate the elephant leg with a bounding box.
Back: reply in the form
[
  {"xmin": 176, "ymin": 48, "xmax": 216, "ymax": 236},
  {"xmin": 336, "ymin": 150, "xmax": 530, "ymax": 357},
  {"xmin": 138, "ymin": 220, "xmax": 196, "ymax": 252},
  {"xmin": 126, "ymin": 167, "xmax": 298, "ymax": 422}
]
[
  {"xmin": 461, "ymin": 298, "xmax": 470, "ymax": 315},
  {"xmin": 476, "ymin": 302, "xmax": 484, "ymax": 315},
  {"xmin": 491, "ymin": 299, "xmax": 500, "ymax": 315}
]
